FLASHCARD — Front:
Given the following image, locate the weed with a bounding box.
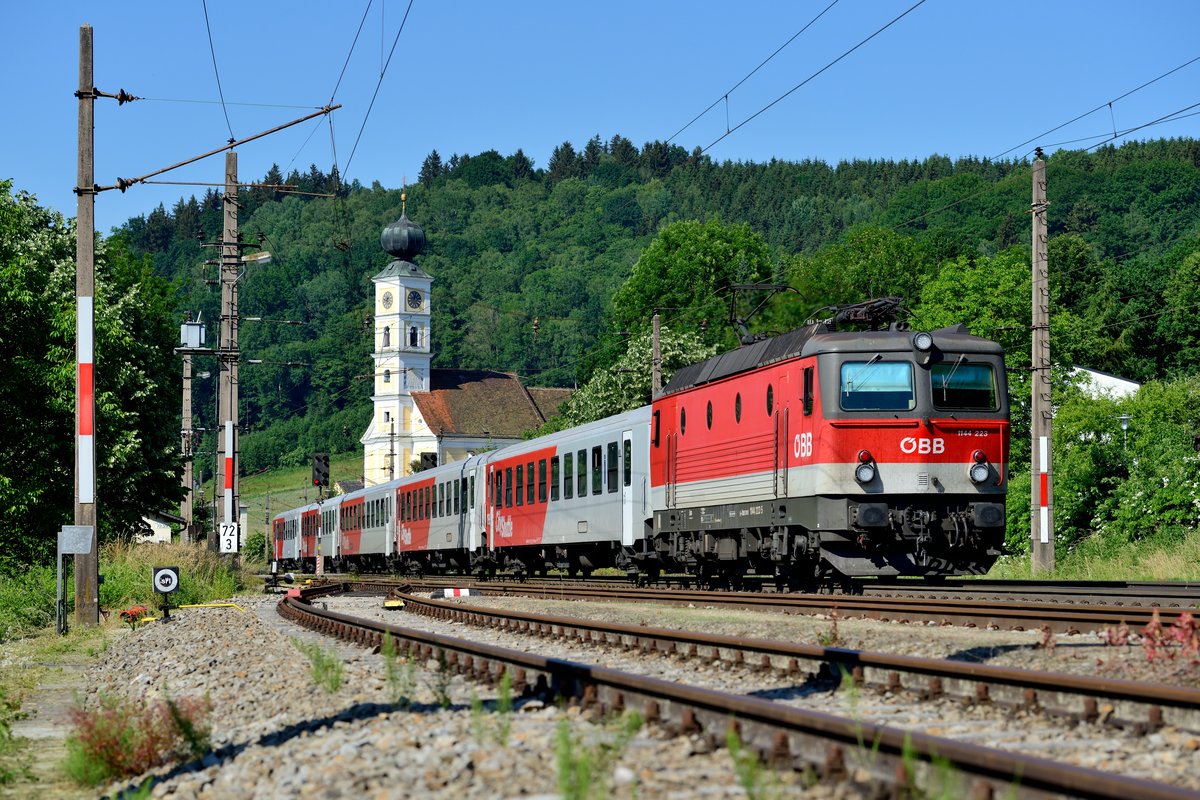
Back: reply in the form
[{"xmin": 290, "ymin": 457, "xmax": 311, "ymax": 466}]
[
  {"xmin": 64, "ymin": 692, "xmax": 212, "ymax": 787},
  {"xmin": 381, "ymin": 632, "xmax": 416, "ymax": 709},
  {"xmin": 815, "ymin": 610, "xmax": 841, "ymax": 647},
  {"xmin": 428, "ymin": 650, "xmax": 453, "ymax": 709},
  {"xmin": 1139, "ymin": 608, "xmax": 1200, "ymax": 664},
  {"xmin": 556, "ymin": 710, "xmax": 644, "ymax": 800},
  {"xmin": 0, "ymin": 685, "xmax": 32, "ymax": 785},
  {"xmin": 1037, "ymin": 625, "xmax": 1057, "ymax": 653},
  {"xmin": 726, "ymin": 726, "xmax": 783, "ymax": 800},
  {"xmin": 291, "ymin": 637, "xmax": 344, "ymax": 693},
  {"xmin": 468, "ymin": 670, "xmax": 515, "ymax": 747}
]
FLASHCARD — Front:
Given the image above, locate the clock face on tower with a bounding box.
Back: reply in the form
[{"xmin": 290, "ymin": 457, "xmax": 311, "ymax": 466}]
[
  {"xmin": 381, "ymin": 291, "xmax": 393, "ymax": 309},
  {"xmin": 407, "ymin": 289, "xmax": 423, "ymax": 309}
]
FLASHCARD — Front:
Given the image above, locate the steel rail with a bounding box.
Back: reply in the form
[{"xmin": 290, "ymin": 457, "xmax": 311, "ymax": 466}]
[
  {"xmin": 281, "ymin": 584, "xmax": 1198, "ymax": 800},
  {"xmin": 377, "ymin": 579, "xmax": 1190, "ymax": 634},
  {"xmin": 389, "ymin": 588, "xmax": 1200, "ymax": 734}
]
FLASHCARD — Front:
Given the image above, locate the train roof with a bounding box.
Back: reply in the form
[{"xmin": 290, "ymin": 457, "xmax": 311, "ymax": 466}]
[{"xmin": 661, "ymin": 322, "xmax": 1002, "ymax": 395}]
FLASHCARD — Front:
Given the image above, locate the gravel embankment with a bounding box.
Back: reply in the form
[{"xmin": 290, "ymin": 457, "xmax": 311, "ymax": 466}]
[{"xmin": 87, "ymin": 595, "xmax": 868, "ymax": 799}]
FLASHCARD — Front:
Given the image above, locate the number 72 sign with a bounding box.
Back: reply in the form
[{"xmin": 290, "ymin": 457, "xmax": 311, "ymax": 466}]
[{"xmin": 219, "ymin": 522, "xmax": 239, "ymax": 553}]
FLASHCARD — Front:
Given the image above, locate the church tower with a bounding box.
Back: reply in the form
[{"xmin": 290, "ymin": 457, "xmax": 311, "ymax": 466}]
[{"xmin": 361, "ymin": 193, "xmax": 433, "ymax": 485}]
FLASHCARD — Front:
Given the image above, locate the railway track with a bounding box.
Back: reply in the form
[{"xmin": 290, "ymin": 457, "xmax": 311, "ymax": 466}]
[
  {"xmin": 300, "ymin": 572, "xmax": 1200, "ymax": 607},
  {"xmin": 311, "ymin": 576, "xmax": 1197, "ymax": 634},
  {"xmin": 281, "ymin": 583, "xmax": 1199, "ymax": 799}
]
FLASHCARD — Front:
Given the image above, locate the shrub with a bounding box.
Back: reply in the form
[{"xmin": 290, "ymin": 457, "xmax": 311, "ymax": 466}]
[
  {"xmin": 0, "ymin": 564, "xmax": 56, "ymax": 643},
  {"xmin": 64, "ymin": 692, "xmax": 212, "ymax": 786}
]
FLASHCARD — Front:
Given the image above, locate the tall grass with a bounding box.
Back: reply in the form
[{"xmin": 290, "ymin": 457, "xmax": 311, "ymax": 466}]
[
  {"xmin": 0, "ymin": 565, "xmax": 57, "ymax": 643},
  {"xmin": 988, "ymin": 528, "xmax": 1200, "ymax": 581},
  {"xmin": 0, "ymin": 541, "xmax": 252, "ymax": 642}
]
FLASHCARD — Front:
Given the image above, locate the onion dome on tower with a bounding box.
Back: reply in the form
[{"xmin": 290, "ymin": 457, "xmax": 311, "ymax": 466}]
[{"xmin": 380, "ymin": 192, "xmax": 426, "ymax": 261}]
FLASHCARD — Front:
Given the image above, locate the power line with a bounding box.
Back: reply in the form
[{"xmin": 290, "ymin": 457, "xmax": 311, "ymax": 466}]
[
  {"xmin": 991, "ymin": 54, "xmax": 1200, "ymax": 160},
  {"xmin": 329, "ymin": 1, "xmax": 374, "ymax": 104},
  {"xmin": 667, "ymin": 0, "xmax": 841, "ymax": 145},
  {"xmin": 701, "ymin": 0, "xmax": 929, "ymax": 156},
  {"xmin": 343, "ymin": 0, "xmax": 416, "ymax": 177},
  {"xmin": 200, "ymin": 0, "xmax": 235, "ymax": 143}
]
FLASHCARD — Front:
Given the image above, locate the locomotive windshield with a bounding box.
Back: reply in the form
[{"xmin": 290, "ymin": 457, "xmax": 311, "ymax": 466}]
[
  {"xmin": 840, "ymin": 361, "xmax": 915, "ymax": 411},
  {"xmin": 931, "ymin": 360, "xmax": 998, "ymax": 410}
]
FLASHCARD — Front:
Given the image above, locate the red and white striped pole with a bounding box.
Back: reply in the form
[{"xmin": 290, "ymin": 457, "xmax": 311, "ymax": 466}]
[{"xmin": 74, "ymin": 25, "xmax": 99, "ymax": 625}]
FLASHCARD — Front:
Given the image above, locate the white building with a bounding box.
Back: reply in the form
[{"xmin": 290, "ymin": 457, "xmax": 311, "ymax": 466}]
[{"xmin": 360, "ymin": 199, "xmax": 571, "ymax": 486}]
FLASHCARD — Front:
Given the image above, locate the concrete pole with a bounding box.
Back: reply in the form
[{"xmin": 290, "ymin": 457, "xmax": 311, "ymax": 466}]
[
  {"xmin": 215, "ymin": 151, "xmax": 240, "ymax": 548},
  {"xmin": 74, "ymin": 25, "xmax": 99, "ymax": 626},
  {"xmin": 651, "ymin": 312, "xmax": 662, "ymax": 398},
  {"xmin": 1030, "ymin": 153, "xmax": 1055, "ymax": 573},
  {"xmin": 181, "ymin": 353, "xmax": 193, "ymax": 542}
]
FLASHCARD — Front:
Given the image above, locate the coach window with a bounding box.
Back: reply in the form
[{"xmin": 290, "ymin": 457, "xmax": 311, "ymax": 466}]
[
  {"xmin": 454, "ymin": 479, "xmax": 461, "ymax": 515},
  {"xmin": 735, "ymin": 393, "xmax": 742, "ymax": 422},
  {"xmin": 577, "ymin": 449, "xmax": 588, "ymax": 497},
  {"xmin": 526, "ymin": 461, "xmax": 535, "ymax": 504},
  {"xmin": 515, "ymin": 465, "xmax": 524, "ymax": 506},
  {"xmin": 538, "ymin": 459, "xmax": 547, "ymax": 503},
  {"xmin": 493, "ymin": 473, "xmax": 502, "ymax": 509},
  {"xmin": 706, "ymin": 401, "xmax": 712, "ymax": 429},
  {"xmin": 550, "ymin": 456, "xmax": 560, "ymax": 501},
  {"xmin": 607, "ymin": 442, "xmax": 618, "ymax": 493},
  {"xmin": 623, "ymin": 439, "xmax": 632, "ymax": 487},
  {"xmin": 564, "ymin": 453, "xmax": 574, "ymax": 499},
  {"xmin": 425, "ymin": 486, "xmax": 432, "ymax": 519},
  {"xmin": 469, "ymin": 475, "xmax": 475, "ymax": 508},
  {"xmin": 505, "ymin": 467, "xmax": 513, "ymax": 507},
  {"xmin": 439, "ymin": 483, "xmax": 445, "ymax": 517},
  {"xmin": 803, "ymin": 367, "xmax": 814, "ymax": 416},
  {"xmin": 591, "ymin": 446, "xmax": 603, "ymax": 495}
]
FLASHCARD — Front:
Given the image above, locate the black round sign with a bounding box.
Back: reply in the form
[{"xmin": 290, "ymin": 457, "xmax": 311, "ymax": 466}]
[{"xmin": 153, "ymin": 566, "xmax": 180, "ymax": 594}]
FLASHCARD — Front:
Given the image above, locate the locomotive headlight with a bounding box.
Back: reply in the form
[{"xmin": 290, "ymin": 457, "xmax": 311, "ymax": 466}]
[
  {"xmin": 969, "ymin": 461, "xmax": 991, "ymax": 484},
  {"xmin": 854, "ymin": 462, "xmax": 876, "ymax": 484},
  {"xmin": 912, "ymin": 331, "xmax": 934, "ymax": 352}
]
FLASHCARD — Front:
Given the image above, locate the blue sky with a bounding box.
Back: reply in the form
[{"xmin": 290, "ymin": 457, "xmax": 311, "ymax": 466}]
[{"xmin": 3, "ymin": 1, "xmax": 1198, "ymax": 233}]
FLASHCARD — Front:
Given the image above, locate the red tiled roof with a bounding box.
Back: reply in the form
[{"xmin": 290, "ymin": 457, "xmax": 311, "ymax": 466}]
[{"xmin": 412, "ymin": 370, "xmax": 570, "ymax": 439}]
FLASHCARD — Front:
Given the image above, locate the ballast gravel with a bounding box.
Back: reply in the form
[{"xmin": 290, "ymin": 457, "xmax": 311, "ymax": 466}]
[
  {"xmin": 84, "ymin": 591, "xmax": 1200, "ymax": 797},
  {"xmin": 87, "ymin": 595, "xmax": 869, "ymax": 799}
]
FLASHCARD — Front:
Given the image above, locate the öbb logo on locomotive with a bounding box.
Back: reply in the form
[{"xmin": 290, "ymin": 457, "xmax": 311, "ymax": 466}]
[
  {"xmin": 272, "ymin": 300, "xmax": 1010, "ymax": 588},
  {"xmin": 900, "ymin": 437, "xmax": 945, "ymax": 455}
]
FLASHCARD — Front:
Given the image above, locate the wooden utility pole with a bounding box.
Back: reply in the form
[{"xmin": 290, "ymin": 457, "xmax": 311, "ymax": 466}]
[
  {"xmin": 214, "ymin": 151, "xmax": 240, "ymax": 550},
  {"xmin": 1030, "ymin": 151, "xmax": 1055, "ymax": 573},
  {"xmin": 74, "ymin": 25, "xmax": 99, "ymax": 626}
]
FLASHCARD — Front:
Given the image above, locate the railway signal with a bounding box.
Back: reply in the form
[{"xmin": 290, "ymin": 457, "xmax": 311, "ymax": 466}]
[{"xmin": 312, "ymin": 452, "xmax": 330, "ymax": 488}]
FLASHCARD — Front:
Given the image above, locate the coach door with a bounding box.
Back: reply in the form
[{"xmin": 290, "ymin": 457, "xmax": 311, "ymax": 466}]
[
  {"xmin": 621, "ymin": 430, "xmax": 634, "ymax": 546},
  {"xmin": 775, "ymin": 407, "xmax": 789, "ymax": 497}
]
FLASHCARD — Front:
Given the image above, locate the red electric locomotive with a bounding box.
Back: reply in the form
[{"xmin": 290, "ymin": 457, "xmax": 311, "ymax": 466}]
[{"xmin": 645, "ymin": 299, "xmax": 1009, "ymax": 588}]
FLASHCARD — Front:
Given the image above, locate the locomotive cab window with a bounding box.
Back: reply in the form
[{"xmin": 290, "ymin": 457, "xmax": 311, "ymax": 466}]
[
  {"xmin": 931, "ymin": 361, "xmax": 998, "ymax": 410},
  {"xmin": 840, "ymin": 360, "xmax": 915, "ymax": 411}
]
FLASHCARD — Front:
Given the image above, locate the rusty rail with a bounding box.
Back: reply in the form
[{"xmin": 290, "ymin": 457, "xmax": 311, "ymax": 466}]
[{"xmin": 280, "ymin": 584, "xmax": 1199, "ymax": 800}]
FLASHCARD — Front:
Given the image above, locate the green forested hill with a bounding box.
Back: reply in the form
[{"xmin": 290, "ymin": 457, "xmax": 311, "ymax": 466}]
[{"xmin": 116, "ymin": 136, "xmax": 1200, "ymax": 477}]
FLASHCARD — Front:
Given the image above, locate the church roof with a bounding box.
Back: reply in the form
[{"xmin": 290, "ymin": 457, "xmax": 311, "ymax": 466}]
[
  {"xmin": 412, "ymin": 369, "xmax": 571, "ymax": 439},
  {"xmin": 373, "ymin": 258, "xmax": 431, "ymax": 282},
  {"xmin": 527, "ymin": 387, "xmax": 573, "ymax": 420}
]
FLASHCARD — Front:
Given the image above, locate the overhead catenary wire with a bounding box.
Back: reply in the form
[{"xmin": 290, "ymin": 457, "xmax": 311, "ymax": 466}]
[
  {"xmin": 200, "ymin": 0, "xmax": 235, "ymax": 143},
  {"xmin": 991, "ymin": 54, "xmax": 1200, "ymax": 160},
  {"xmin": 343, "ymin": 0, "xmax": 416, "ymax": 177},
  {"xmin": 700, "ymin": 0, "xmax": 929, "ymax": 156},
  {"xmin": 667, "ymin": 0, "xmax": 841, "ymax": 145}
]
